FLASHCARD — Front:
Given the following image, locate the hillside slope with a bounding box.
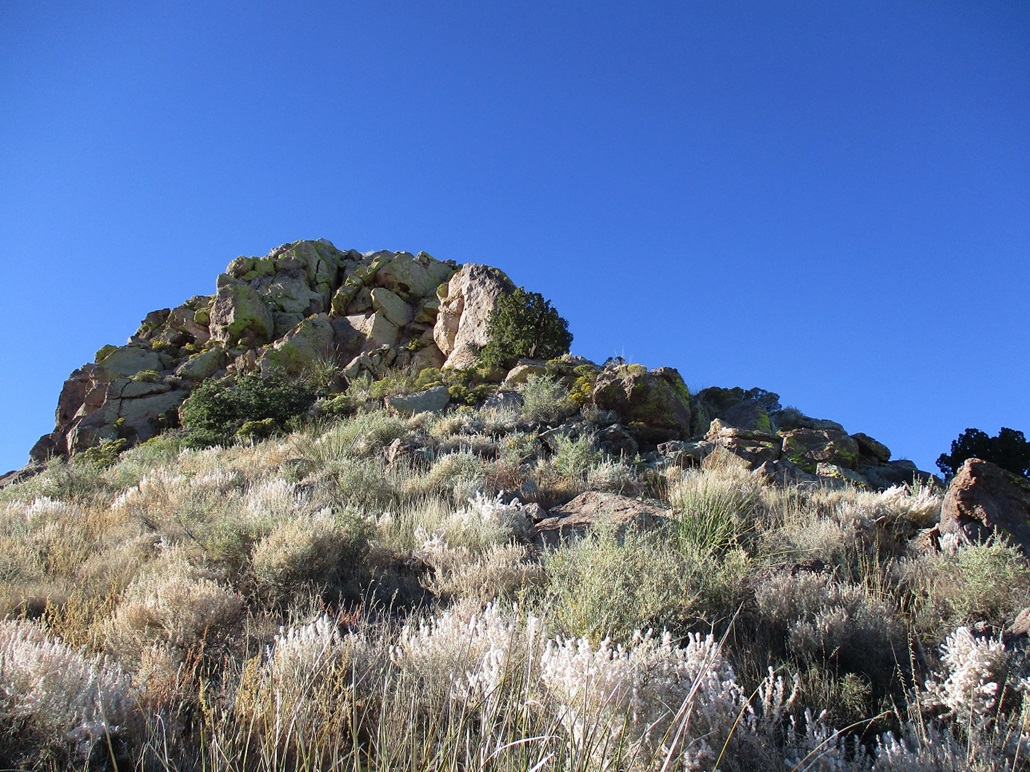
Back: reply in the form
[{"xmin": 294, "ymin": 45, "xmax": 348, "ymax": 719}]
[{"xmin": 1, "ymin": 240, "xmax": 1028, "ymax": 769}]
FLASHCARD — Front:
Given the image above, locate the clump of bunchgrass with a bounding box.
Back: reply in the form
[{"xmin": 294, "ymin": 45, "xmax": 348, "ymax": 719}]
[
  {"xmin": 419, "ymin": 542, "xmax": 545, "ymax": 602},
  {"xmin": 549, "ymin": 432, "xmax": 601, "ymax": 481},
  {"xmin": 542, "ymin": 522, "xmax": 694, "ymax": 643},
  {"xmin": 519, "ymin": 374, "xmax": 577, "ymax": 425},
  {"xmin": 250, "ymin": 508, "xmax": 371, "ymax": 605},
  {"xmin": 669, "ymin": 452, "xmax": 760, "ymax": 554},
  {"xmin": 897, "ymin": 537, "xmax": 1030, "ymax": 637},
  {"xmin": 105, "ymin": 553, "xmax": 244, "ymax": 667}
]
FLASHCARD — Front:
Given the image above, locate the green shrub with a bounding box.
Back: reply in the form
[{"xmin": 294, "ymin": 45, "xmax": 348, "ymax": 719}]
[
  {"xmin": 250, "ymin": 509, "xmax": 371, "ymax": 604},
  {"xmin": 901, "ymin": 538, "xmax": 1030, "ymax": 635},
  {"xmin": 179, "ymin": 373, "xmax": 316, "ymax": 447},
  {"xmin": 316, "ymin": 410, "xmax": 409, "ymax": 458},
  {"xmin": 479, "ymin": 287, "xmax": 573, "ymax": 370},
  {"xmin": 235, "ymin": 418, "xmax": 278, "ymax": 443},
  {"xmin": 542, "ymin": 523, "xmax": 693, "ymax": 644},
  {"xmin": 73, "ymin": 438, "xmax": 128, "ymax": 469},
  {"xmin": 550, "ymin": 433, "xmax": 601, "ymax": 481},
  {"xmin": 520, "ymin": 375, "xmax": 576, "ymax": 424},
  {"xmin": 130, "ymin": 369, "xmax": 163, "ymax": 383}
]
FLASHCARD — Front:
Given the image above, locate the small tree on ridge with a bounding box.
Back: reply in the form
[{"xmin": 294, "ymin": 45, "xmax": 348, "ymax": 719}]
[
  {"xmin": 479, "ymin": 287, "xmax": 573, "ymax": 371},
  {"xmin": 937, "ymin": 426, "xmax": 1030, "ymax": 481}
]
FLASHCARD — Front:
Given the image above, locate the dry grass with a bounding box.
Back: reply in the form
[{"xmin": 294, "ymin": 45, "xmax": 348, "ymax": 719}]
[{"xmin": 0, "ymin": 395, "xmax": 1026, "ymax": 769}]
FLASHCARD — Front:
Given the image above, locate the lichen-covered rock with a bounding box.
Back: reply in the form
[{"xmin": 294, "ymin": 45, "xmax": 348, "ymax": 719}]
[
  {"xmin": 780, "ymin": 428, "xmax": 860, "ymax": 472},
  {"xmin": 532, "ymin": 491, "xmax": 672, "ymax": 548},
  {"xmin": 721, "ymin": 401, "xmax": 773, "ymax": 433},
  {"xmin": 815, "ymin": 462, "xmax": 870, "ymax": 488},
  {"xmin": 852, "ymin": 432, "xmax": 891, "ymax": 463},
  {"xmin": 257, "ymin": 314, "xmax": 336, "ymax": 377},
  {"xmin": 95, "ymin": 345, "xmax": 164, "ymax": 379},
  {"xmin": 114, "ymin": 390, "xmax": 188, "ymax": 440},
  {"xmin": 860, "ymin": 460, "xmax": 933, "ymax": 490},
  {"xmin": 135, "ymin": 296, "xmax": 213, "ymax": 353},
  {"xmin": 364, "ymin": 313, "xmax": 400, "ymax": 350},
  {"xmin": 385, "ymin": 385, "xmax": 451, "ymax": 416},
  {"xmin": 209, "ymin": 273, "xmax": 275, "ymax": 347},
  {"xmin": 503, "ymin": 360, "xmax": 548, "ymax": 386},
  {"xmin": 433, "ymin": 264, "xmax": 515, "ymax": 369},
  {"xmin": 375, "ymin": 252, "xmax": 444, "ymax": 299},
  {"xmin": 940, "ymin": 458, "xmax": 1030, "ymax": 558},
  {"xmin": 598, "ymin": 424, "xmax": 640, "ymax": 460},
  {"xmin": 341, "ymin": 345, "xmax": 398, "ymax": 381},
  {"xmin": 754, "ymin": 458, "xmax": 819, "ymax": 487},
  {"xmin": 705, "ymin": 419, "xmax": 781, "ymax": 465},
  {"xmin": 370, "ymin": 287, "xmax": 414, "ymax": 327},
  {"xmin": 175, "ymin": 348, "xmax": 227, "ymax": 381},
  {"xmin": 591, "ymin": 364, "xmax": 692, "ymax": 443},
  {"xmin": 330, "ymin": 278, "xmax": 363, "ymax": 317}
]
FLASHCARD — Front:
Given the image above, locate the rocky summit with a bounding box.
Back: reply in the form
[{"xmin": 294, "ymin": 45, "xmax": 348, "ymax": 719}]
[{"xmin": 17, "ymin": 238, "xmax": 933, "ymax": 490}]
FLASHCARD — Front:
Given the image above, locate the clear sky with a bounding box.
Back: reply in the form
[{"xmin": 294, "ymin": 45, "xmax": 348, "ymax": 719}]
[{"xmin": 2, "ymin": 2, "xmax": 1028, "ymax": 475}]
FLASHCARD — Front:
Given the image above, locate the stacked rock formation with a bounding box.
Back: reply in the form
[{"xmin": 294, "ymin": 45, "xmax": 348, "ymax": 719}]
[
  {"xmin": 31, "ymin": 241, "xmax": 468, "ymax": 459},
  {"xmin": 24, "ymin": 238, "xmax": 932, "ymax": 494}
]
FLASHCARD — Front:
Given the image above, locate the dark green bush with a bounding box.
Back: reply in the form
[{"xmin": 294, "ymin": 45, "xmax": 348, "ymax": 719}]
[
  {"xmin": 179, "ymin": 373, "xmax": 316, "ymax": 447},
  {"xmin": 937, "ymin": 426, "xmax": 1030, "ymax": 480},
  {"xmin": 479, "ymin": 287, "xmax": 572, "ymax": 371}
]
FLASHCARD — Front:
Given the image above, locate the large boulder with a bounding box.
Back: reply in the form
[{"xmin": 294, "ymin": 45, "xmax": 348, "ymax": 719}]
[
  {"xmin": 860, "ymin": 460, "xmax": 934, "ymax": 490},
  {"xmin": 257, "ymin": 314, "xmax": 336, "ymax": 376},
  {"xmin": 531, "ymin": 491, "xmax": 673, "ymax": 549},
  {"xmin": 705, "ymin": 419, "xmax": 781, "ymax": 466},
  {"xmin": 175, "ymin": 348, "xmax": 227, "ymax": 381},
  {"xmin": 95, "ymin": 345, "xmax": 164, "ymax": 378},
  {"xmin": 852, "ymin": 432, "xmax": 891, "ymax": 463},
  {"xmin": 375, "ymin": 251, "xmax": 453, "ymax": 299},
  {"xmin": 209, "ymin": 273, "xmax": 275, "ymax": 347},
  {"xmin": 385, "ymin": 385, "xmax": 451, "ymax": 416},
  {"xmin": 780, "ymin": 428, "xmax": 860, "ymax": 472},
  {"xmin": 693, "ymin": 386, "xmax": 780, "ymax": 436},
  {"xmin": 591, "ymin": 364, "xmax": 692, "ymax": 443},
  {"xmin": 433, "ymin": 264, "xmax": 515, "ymax": 369},
  {"xmin": 370, "ymin": 287, "xmax": 414, "ymax": 327},
  {"xmin": 940, "ymin": 459, "xmax": 1030, "ymax": 557}
]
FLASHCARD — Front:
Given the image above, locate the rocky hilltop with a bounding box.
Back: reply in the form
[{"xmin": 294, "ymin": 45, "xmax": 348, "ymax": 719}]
[{"xmin": 23, "ymin": 239, "xmax": 930, "ymax": 489}]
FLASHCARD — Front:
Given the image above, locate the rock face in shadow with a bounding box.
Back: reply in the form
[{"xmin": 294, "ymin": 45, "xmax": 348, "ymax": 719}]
[
  {"xmin": 940, "ymin": 458, "xmax": 1030, "ymax": 557},
  {"xmin": 591, "ymin": 364, "xmax": 692, "ymax": 443}
]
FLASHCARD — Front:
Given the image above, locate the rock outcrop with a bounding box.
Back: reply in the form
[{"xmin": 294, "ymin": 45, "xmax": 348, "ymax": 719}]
[
  {"xmin": 434, "ymin": 264, "xmax": 515, "ymax": 369},
  {"xmin": 531, "ymin": 491, "xmax": 673, "ymax": 548},
  {"xmin": 30, "ymin": 241, "xmax": 460, "ymax": 463},
  {"xmin": 19, "ymin": 237, "xmax": 934, "ymax": 496},
  {"xmin": 940, "ymin": 458, "xmax": 1030, "ymax": 557},
  {"xmin": 591, "ymin": 364, "xmax": 692, "ymax": 443}
]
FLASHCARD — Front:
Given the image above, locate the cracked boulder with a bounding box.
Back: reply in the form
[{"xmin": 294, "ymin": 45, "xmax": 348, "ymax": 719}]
[
  {"xmin": 433, "ymin": 264, "xmax": 515, "ymax": 369},
  {"xmin": 591, "ymin": 364, "xmax": 692, "ymax": 443}
]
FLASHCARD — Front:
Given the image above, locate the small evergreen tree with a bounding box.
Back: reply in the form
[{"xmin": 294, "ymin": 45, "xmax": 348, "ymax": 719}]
[
  {"xmin": 937, "ymin": 426, "xmax": 1030, "ymax": 480},
  {"xmin": 179, "ymin": 373, "xmax": 315, "ymax": 447},
  {"xmin": 478, "ymin": 287, "xmax": 573, "ymax": 370}
]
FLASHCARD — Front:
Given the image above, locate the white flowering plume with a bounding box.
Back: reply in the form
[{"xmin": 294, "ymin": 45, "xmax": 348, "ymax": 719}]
[
  {"xmin": 0, "ymin": 620, "xmax": 137, "ymax": 761},
  {"xmin": 391, "ymin": 601, "xmax": 542, "ymax": 711},
  {"xmin": 541, "ymin": 630, "xmax": 758, "ymax": 770},
  {"xmin": 457, "ymin": 491, "xmax": 533, "ymax": 541},
  {"xmin": 925, "ymin": 626, "xmax": 1010, "ymax": 728}
]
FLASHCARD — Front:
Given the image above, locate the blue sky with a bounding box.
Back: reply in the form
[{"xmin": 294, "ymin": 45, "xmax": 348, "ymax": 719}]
[{"xmin": 2, "ymin": 1, "xmax": 1028, "ymax": 475}]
